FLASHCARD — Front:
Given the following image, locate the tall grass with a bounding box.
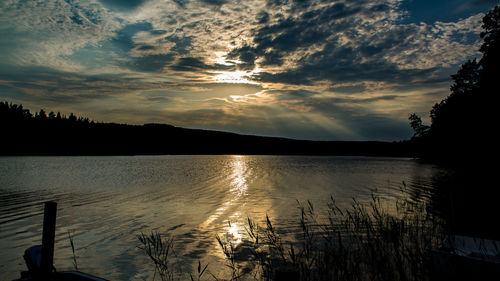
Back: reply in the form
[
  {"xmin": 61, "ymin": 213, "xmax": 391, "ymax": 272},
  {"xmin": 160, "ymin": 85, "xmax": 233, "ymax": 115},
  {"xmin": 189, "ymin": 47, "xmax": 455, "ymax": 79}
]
[
  {"xmin": 137, "ymin": 231, "xmax": 210, "ymax": 281},
  {"xmin": 140, "ymin": 188, "xmax": 443, "ymax": 281},
  {"xmin": 67, "ymin": 230, "xmax": 78, "ymax": 271},
  {"xmin": 138, "ymin": 232, "xmax": 176, "ymax": 281}
]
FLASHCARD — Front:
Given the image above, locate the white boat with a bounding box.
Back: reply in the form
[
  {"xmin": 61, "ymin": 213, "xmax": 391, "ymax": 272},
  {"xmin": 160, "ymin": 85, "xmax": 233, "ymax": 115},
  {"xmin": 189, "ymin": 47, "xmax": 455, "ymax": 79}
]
[{"xmin": 430, "ymin": 235, "xmax": 500, "ymax": 280}]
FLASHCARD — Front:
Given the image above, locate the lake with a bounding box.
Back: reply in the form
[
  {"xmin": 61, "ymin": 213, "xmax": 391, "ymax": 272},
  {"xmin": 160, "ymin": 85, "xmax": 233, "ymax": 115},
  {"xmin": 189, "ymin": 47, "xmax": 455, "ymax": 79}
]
[{"xmin": 0, "ymin": 155, "xmax": 443, "ymax": 280}]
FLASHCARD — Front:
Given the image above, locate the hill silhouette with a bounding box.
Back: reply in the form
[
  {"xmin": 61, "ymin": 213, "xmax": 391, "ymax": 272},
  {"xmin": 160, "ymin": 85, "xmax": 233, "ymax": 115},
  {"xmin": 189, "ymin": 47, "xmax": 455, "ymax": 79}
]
[{"xmin": 1, "ymin": 101, "xmax": 413, "ymax": 156}]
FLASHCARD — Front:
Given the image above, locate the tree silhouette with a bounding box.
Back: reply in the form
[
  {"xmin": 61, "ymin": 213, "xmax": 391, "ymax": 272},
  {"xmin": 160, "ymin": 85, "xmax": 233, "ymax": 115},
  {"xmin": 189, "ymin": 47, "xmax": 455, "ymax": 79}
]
[
  {"xmin": 429, "ymin": 59, "xmax": 480, "ymax": 139},
  {"xmin": 37, "ymin": 109, "xmax": 47, "ymax": 120},
  {"xmin": 479, "ymin": 5, "xmax": 500, "ymax": 91},
  {"xmin": 408, "ymin": 113, "xmax": 429, "ymax": 138},
  {"xmin": 68, "ymin": 113, "xmax": 77, "ymax": 122},
  {"xmin": 412, "ymin": 5, "xmax": 499, "ymax": 162},
  {"xmin": 408, "ymin": 6, "xmax": 500, "ymax": 241}
]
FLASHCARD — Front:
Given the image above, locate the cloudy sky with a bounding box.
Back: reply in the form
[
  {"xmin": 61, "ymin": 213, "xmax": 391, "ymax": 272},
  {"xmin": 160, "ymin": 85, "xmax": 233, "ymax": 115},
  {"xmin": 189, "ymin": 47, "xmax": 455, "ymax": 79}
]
[{"xmin": 0, "ymin": 0, "xmax": 497, "ymax": 140}]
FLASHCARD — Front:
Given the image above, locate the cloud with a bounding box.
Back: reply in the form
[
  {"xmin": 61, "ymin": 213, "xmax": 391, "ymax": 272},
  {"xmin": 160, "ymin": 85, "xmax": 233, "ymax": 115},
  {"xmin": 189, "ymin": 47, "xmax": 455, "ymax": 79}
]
[
  {"xmin": 0, "ymin": 65, "xmax": 164, "ymax": 104},
  {"xmin": 170, "ymin": 57, "xmax": 234, "ymax": 72},
  {"xmin": 112, "ymin": 22, "xmax": 154, "ymax": 52},
  {"xmin": 223, "ymin": 0, "xmax": 484, "ymax": 88},
  {"xmin": 0, "ymin": 0, "xmax": 121, "ymax": 71},
  {"xmin": 128, "ymin": 54, "xmax": 176, "ymax": 72},
  {"xmin": 99, "ymin": 0, "xmax": 149, "ymax": 11},
  {"xmin": 0, "ymin": 0, "xmax": 493, "ymax": 141},
  {"xmin": 166, "ymin": 35, "xmax": 194, "ymax": 55},
  {"xmin": 328, "ymin": 85, "xmax": 367, "ymax": 94},
  {"xmin": 199, "ymin": 0, "xmax": 229, "ymax": 6}
]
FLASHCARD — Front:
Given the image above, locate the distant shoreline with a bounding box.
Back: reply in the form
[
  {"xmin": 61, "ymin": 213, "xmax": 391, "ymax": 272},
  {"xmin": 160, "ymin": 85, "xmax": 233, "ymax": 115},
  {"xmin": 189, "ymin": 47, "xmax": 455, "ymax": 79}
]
[
  {"xmin": 2, "ymin": 101, "xmax": 417, "ymax": 157},
  {"xmin": 3, "ymin": 130, "xmax": 416, "ymax": 157}
]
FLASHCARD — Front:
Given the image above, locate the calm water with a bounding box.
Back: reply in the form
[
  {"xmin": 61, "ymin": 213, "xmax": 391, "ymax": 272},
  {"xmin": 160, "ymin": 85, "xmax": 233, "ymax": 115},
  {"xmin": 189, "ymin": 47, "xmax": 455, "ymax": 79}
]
[{"xmin": 0, "ymin": 155, "xmax": 442, "ymax": 280}]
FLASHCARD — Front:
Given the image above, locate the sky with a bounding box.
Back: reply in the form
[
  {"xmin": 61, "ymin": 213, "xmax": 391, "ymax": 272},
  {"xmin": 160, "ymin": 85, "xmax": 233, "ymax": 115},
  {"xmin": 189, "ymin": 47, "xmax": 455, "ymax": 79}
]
[{"xmin": 0, "ymin": 0, "xmax": 498, "ymax": 141}]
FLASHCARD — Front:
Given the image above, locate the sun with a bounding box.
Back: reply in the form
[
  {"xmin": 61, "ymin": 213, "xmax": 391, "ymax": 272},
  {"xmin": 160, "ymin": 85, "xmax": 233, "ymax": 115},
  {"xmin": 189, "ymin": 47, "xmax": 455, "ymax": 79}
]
[
  {"xmin": 210, "ymin": 52, "xmax": 261, "ymax": 85},
  {"xmin": 213, "ymin": 69, "xmax": 260, "ymax": 85}
]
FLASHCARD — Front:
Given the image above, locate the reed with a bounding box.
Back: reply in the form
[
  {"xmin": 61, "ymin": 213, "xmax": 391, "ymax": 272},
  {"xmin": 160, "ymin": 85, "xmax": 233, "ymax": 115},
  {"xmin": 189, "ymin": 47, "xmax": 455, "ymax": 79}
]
[
  {"xmin": 138, "ymin": 231, "xmax": 176, "ymax": 281},
  {"xmin": 217, "ymin": 188, "xmax": 444, "ymax": 281},
  {"xmin": 140, "ymin": 187, "xmax": 443, "ymax": 281},
  {"xmin": 67, "ymin": 230, "xmax": 78, "ymax": 271},
  {"xmin": 137, "ymin": 231, "xmax": 210, "ymax": 281}
]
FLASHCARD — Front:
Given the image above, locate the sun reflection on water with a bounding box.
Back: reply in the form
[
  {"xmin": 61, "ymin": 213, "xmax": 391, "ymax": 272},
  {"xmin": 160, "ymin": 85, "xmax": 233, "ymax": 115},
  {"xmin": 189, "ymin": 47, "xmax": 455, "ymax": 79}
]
[
  {"xmin": 229, "ymin": 157, "xmax": 247, "ymax": 197},
  {"xmin": 199, "ymin": 156, "xmax": 249, "ymax": 240},
  {"xmin": 226, "ymin": 218, "xmax": 244, "ymax": 245}
]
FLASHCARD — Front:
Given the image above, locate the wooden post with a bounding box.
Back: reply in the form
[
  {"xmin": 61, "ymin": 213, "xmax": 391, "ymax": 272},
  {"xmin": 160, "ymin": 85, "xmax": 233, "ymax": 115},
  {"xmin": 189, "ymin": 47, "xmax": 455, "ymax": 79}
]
[
  {"xmin": 41, "ymin": 201, "xmax": 57, "ymax": 276},
  {"xmin": 275, "ymin": 266, "xmax": 300, "ymax": 281}
]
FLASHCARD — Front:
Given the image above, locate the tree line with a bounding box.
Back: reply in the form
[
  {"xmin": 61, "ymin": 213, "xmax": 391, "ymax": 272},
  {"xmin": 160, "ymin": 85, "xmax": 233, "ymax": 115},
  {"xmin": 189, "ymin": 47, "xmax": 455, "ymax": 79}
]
[
  {"xmin": 0, "ymin": 102, "xmax": 94, "ymax": 125},
  {"xmin": 0, "ymin": 101, "xmax": 413, "ymax": 156}
]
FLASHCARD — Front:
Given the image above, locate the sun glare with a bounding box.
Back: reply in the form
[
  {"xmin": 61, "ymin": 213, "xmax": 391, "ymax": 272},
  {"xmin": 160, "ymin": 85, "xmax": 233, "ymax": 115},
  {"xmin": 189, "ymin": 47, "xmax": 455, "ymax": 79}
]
[
  {"xmin": 213, "ymin": 70, "xmax": 260, "ymax": 85},
  {"xmin": 210, "ymin": 51, "xmax": 261, "ymax": 85}
]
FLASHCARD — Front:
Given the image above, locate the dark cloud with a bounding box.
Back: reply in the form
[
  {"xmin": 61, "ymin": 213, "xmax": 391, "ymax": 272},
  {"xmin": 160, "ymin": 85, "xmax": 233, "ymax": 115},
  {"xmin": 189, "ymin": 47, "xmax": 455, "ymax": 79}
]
[
  {"xmin": 70, "ymin": 13, "xmax": 84, "ymax": 25},
  {"xmin": 109, "ymin": 23, "xmax": 181, "ymax": 72},
  {"xmin": 112, "ymin": 22, "xmax": 153, "ymax": 52},
  {"xmin": 253, "ymin": 70, "xmax": 312, "ymax": 85},
  {"xmin": 261, "ymin": 51, "xmax": 284, "ymax": 66},
  {"xmin": 129, "ymin": 54, "xmax": 176, "ymax": 72},
  {"xmin": 199, "ymin": 0, "xmax": 229, "ymax": 6},
  {"xmin": 266, "ymin": 0, "xmax": 289, "ymax": 8},
  {"xmin": 173, "ymin": 0, "xmax": 189, "ymax": 8},
  {"xmin": 150, "ymin": 30, "xmax": 168, "ymax": 35},
  {"xmin": 228, "ymin": 0, "xmax": 471, "ymax": 88},
  {"xmin": 170, "ymin": 57, "xmax": 233, "ymax": 72},
  {"xmin": 227, "ymin": 46, "xmax": 258, "ymax": 70},
  {"xmin": 369, "ymin": 3, "xmax": 391, "ymax": 13},
  {"xmin": 328, "ymin": 85, "xmax": 366, "ymax": 94},
  {"xmin": 331, "ymin": 95, "xmax": 401, "ymax": 104},
  {"xmin": 253, "ymin": 40, "xmax": 438, "ymax": 85},
  {"xmin": 99, "ymin": 0, "xmax": 148, "ymax": 11},
  {"xmin": 0, "ymin": 65, "xmax": 161, "ymax": 104},
  {"xmin": 0, "ymin": 84, "xmax": 31, "ymax": 101},
  {"xmin": 137, "ymin": 45, "xmax": 156, "ymax": 51},
  {"xmin": 166, "ymin": 35, "xmax": 194, "ymax": 55},
  {"xmin": 256, "ymin": 11, "xmax": 270, "ymax": 24},
  {"xmin": 228, "ymin": 1, "xmax": 373, "ymax": 71},
  {"xmin": 171, "ymin": 57, "xmax": 210, "ymax": 71},
  {"xmin": 267, "ymin": 89, "xmax": 317, "ymax": 100},
  {"xmin": 255, "ymin": 64, "xmax": 436, "ymax": 85}
]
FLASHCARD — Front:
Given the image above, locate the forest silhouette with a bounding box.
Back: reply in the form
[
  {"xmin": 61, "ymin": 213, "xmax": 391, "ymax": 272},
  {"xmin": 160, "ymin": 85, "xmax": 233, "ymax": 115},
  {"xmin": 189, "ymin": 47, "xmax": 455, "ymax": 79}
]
[{"xmin": 0, "ymin": 101, "xmax": 413, "ymax": 156}]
